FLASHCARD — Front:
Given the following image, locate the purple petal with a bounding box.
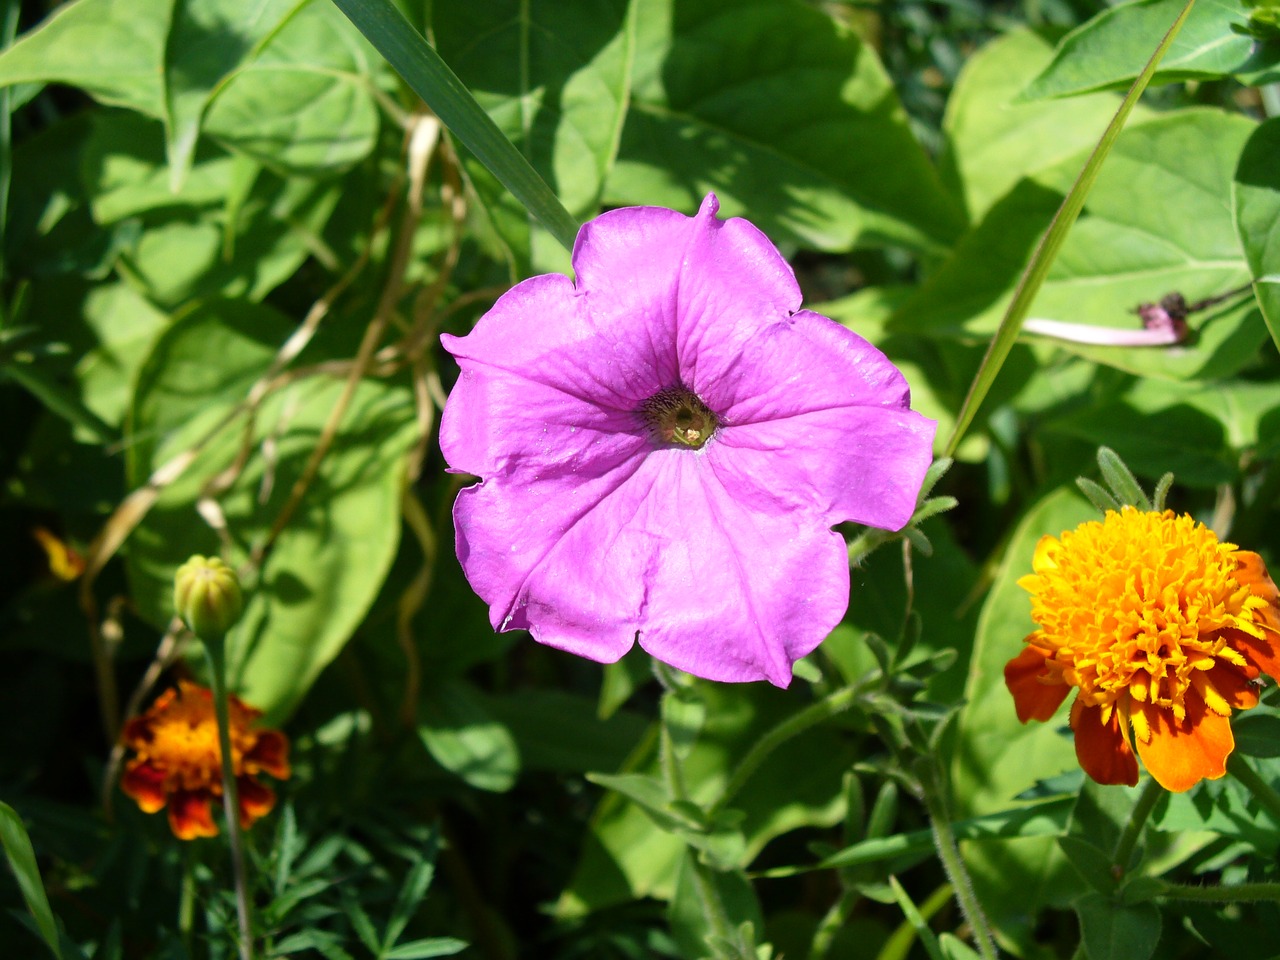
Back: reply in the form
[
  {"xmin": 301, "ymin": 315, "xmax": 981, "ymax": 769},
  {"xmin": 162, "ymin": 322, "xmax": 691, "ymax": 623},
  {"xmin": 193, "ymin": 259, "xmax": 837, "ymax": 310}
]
[
  {"xmin": 574, "ymin": 195, "xmax": 804, "ymax": 399},
  {"xmin": 636, "ymin": 450, "xmax": 850, "ymax": 686},
  {"xmin": 453, "ymin": 448, "xmax": 848, "ymax": 685},
  {"xmin": 705, "ymin": 310, "xmax": 938, "ymax": 531},
  {"xmin": 715, "ymin": 406, "xmax": 936, "ymax": 532},
  {"xmin": 441, "ymin": 274, "xmax": 654, "ymax": 480}
]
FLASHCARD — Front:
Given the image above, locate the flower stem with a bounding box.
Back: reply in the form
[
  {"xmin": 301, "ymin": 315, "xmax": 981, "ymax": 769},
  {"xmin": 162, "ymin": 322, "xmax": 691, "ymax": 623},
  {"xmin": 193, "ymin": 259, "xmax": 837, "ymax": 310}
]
[
  {"xmin": 1111, "ymin": 778, "xmax": 1164, "ymax": 874},
  {"xmin": 204, "ymin": 639, "xmax": 254, "ymax": 960},
  {"xmin": 708, "ymin": 682, "xmax": 864, "ymax": 818},
  {"xmin": 920, "ymin": 763, "xmax": 999, "ymax": 960},
  {"xmin": 658, "ymin": 690, "xmax": 736, "ymax": 951},
  {"xmin": 179, "ymin": 845, "xmax": 196, "ymax": 952},
  {"xmin": 1227, "ymin": 753, "xmax": 1280, "ymax": 825}
]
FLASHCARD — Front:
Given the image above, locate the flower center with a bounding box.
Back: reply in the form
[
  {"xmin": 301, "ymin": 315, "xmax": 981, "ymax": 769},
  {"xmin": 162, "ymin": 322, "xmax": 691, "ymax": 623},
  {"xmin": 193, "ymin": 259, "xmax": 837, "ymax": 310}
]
[
  {"xmin": 641, "ymin": 385, "xmax": 719, "ymax": 449},
  {"xmin": 1024, "ymin": 508, "xmax": 1266, "ymax": 719},
  {"xmin": 138, "ymin": 688, "xmax": 257, "ymax": 787}
]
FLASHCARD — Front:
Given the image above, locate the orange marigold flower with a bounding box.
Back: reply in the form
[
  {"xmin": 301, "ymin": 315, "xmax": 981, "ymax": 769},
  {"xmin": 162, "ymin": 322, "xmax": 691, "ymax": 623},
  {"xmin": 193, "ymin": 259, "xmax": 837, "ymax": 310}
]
[
  {"xmin": 1005, "ymin": 508, "xmax": 1280, "ymax": 792},
  {"xmin": 121, "ymin": 681, "xmax": 290, "ymax": 840}
]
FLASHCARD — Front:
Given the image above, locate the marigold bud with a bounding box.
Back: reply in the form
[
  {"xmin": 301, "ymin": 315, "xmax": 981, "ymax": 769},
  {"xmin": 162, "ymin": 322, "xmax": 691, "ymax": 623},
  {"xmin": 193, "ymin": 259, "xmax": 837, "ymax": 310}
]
[{"xmin": 174, "ymin": 556, "xmax": 244, "ymax": 639}]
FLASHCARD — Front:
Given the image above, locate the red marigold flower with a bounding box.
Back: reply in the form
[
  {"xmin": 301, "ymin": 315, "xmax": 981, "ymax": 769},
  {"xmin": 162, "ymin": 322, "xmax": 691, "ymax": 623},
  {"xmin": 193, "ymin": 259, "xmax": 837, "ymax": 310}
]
[
  {"xmin": 121, "ymin": 681, "xmax": 290, "ymax": 839},
  {"xmin": 1005, "ymin": 508, "xmax": 1280, "ymax": 792}
]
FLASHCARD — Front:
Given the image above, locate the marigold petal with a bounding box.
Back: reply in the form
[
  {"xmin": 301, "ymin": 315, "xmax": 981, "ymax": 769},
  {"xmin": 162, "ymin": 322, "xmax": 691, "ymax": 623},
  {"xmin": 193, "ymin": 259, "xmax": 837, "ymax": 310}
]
[
  {"xmin": 1235, "ymin": 551, "xmax": 1280, "ymax": 601},
  {"xmin": 1004, "ymin": 645, "xmax": 1070, "ymax": 722},
  {"xmin": 1231, "ymin": 628, "xmax": 1280, "ymax": 686},
  {"xmin": 236, "ymin": 777, "xmax": 276, "ymax": 828},
  {"xmin": 168, "ymin": 790, "xmax": 218, "ymax": 840},
  {"xmin": 120, "ymin": 761, "xmax": 168, "ymax": 814},
  {"xmin": 1203, "ymin": 663, "xmax": 1259, "ymax": 712},
  {"xmin": 246, "ymin": 730, "xmax": 291, "ymax": 779},
  {"xmin": 1134, "ymin": 696, "xmax": 1233, "ymax": 793},
  {"xmin": 1031, "ymin": 535, "xmax": 1060, "ymax": 574},
  {"xmin": 1071, "ymin": 699, "xmax": 1139, "ymax": 787}
]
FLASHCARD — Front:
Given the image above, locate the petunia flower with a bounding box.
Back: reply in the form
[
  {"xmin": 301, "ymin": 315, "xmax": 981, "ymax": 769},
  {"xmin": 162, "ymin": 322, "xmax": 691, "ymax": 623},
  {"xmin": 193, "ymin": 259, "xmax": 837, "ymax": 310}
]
[
  {"xmin": 121, "ymin": 681, "xmax": 290, "ymax": 839},
  {"xmin": 439, "ymin": 195, "xmax": 936, "ymax": 686},
  {"xmin": 1005, "ymin": 508, "xmax": 1280, "ymax": 792}
]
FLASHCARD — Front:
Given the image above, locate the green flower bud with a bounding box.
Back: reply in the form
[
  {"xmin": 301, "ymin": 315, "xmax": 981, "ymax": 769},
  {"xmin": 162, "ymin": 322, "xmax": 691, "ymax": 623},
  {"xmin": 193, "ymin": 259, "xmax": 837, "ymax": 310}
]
[{"xmin": 174, "ymin": 556, "xmax": 244, "ymax": 639}]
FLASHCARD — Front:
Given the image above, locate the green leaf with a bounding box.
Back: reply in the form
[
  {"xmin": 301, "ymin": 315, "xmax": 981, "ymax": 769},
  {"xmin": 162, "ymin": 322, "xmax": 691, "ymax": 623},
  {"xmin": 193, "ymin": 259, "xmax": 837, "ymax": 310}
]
[
  {"xmin": 0, "ymin": 0, "xmax": 378, "ymax": 183},
  {"xmin": 558, "ymin": 682, "xmax": 854, "ymax": 917},
  {"xmin": 126, "ymin": 300, "xmax": 418, "ymax": 718},
  {"xmin": 1023, "ymin": 0, "xmax": 1280, "ymax": 101},
  {"xmin": 382, "ymin": 841, "xmax": 438, "ymax": 951},
  {"xmin": 482, "ymin": 689, "xmax": 649, "ymax": 773},
  {"xmin": 382, "ymin": 940, "xmax": 468, "ymax": 960},
  {"xmin": 1074, "ymin": 892, "xmax": 1162, "ymax": 960},
  {"xmin": 1048, "ymin": 378, "xmax": 1280, "ymax": 488},
  {"xmin": 1234, "ymin": 116, "xmax": 1280, "ymax": 354},
  {"xmin": 201, "ymin": 0, "xmax": 381, "ymax": 175},
  {"xmin": 936, "ymin": 0, "xmax": 1214, "ymax": 456},
  {"xmin": 938, "ymin": 933, "xmax": 983, "ymax": 960},
  {"xmin": 1232, "ymin": 713, "xmax": 1280, "ymax": 758},
  {"xmin": 0, "ymin": 802, "xmax": 61, "ymax": 959},
  {"xmin": 666, "ymin": 849, "xmax": 763, "ymax": 960},
  {"xmin": 902, "ymin": 110, "xmax": 1264, "ymax": 390},
  {"xmin": 330, "ymin": 0, "xmax": 579, "ymax": 251},
  {"xmin": 950, "ymin": 487, "xmax": 1097, "ymax": 954},
  {"xmin": 76, "ymin": 283, "xmax": 170, "ymax": 430},
  {"xmin": 432, "ymin": 0, "xmax": 634, "ymax": 267},
  {"xmin": 419, "ymin": 680, "xmax": 521, "ymax": 793},
  {"xmin": 605, "ymin": 0, "xmax": 966, "ymax": 253},
  {"xmin": 162, "ymin": 0, "xmax": 302, "ymax": 184},
  {"xmin": 0, "ymin": 0, "xmax": 170, "ymax": 118},
  {"xmin": 941, "ymin": 28, "xmax": 1150, "ymax": 221}
]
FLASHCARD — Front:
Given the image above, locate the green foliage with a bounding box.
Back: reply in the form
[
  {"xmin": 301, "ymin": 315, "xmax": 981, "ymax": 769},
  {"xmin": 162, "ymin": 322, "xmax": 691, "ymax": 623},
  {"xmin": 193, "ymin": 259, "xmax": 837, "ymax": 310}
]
[{"xmin": 4, "ymin": 0, "xmax": 1280, "ymax": 957}]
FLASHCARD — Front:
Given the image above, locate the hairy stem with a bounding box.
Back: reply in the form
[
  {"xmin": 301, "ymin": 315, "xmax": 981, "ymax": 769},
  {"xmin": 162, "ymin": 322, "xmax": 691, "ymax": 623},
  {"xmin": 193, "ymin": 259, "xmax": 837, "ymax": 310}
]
[
  {"xmin": 920, "ymin": 763, "xmax": 999, "ymax": 960},
  {"xmin": 204, "ymin": 640, "xmax": 254, "ymax": 960}
]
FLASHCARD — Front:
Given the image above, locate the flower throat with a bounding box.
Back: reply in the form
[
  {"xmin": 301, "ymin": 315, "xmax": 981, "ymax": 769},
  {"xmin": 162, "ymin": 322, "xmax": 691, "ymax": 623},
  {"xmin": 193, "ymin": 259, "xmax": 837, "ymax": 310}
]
[{"xmin": 641, "ymin": 385, "xmax": 718, "ymax": 449}]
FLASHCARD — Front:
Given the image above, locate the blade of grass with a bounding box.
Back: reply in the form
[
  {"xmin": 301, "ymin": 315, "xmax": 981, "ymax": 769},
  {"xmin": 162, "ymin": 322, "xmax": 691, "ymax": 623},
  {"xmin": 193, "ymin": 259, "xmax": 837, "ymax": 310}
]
[
  {"xmin": 943, "ymin": 0, "xmax": 1199, "ymax": 457},
  {"xmin": 329, "ymin": 0, "xmax": 580, "ymax": 252}
]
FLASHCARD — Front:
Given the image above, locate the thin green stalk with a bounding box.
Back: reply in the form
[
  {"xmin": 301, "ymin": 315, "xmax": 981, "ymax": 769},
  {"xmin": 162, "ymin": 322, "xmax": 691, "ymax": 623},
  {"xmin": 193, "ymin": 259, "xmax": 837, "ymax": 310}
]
[
  {"xmin": 709, "ymin": 682, "xmax": 864, "ymax": 817},
  {"xmin": 1227, "ymin": 753, "xmax": 1280, "ymax": 825},
  {"xmin": 329, "ymin": 0, "xmax": 580, "ymax": 251},
  {"xmin": 179, "ymin": 846, "xmax": 196, "ymax": 953},
  {"xmin": 658, "ymin": 690, "xmax": 736, "ymax": 951},
  {"xmin": 944, "ymin": 0, "xmax": 1199, "ymax": 456},
  {"xmin": 920, "ymin": 765, "xmax": 999, "ymax": 960},
  {"xmin": 0, "ymin": 0, "xmax": 18, "ymax": 285},
  {"xmin": 1111, "ymin": 778, "xmax": 1164, "ymax": 874},
  {"xmin": 204, "ymin": 640, "xmax": 254, "ymax": 960}
]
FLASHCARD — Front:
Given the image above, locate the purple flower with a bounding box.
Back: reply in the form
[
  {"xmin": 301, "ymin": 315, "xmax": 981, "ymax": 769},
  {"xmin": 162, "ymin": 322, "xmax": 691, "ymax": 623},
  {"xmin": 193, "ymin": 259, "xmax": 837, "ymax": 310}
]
[{"xmin": 439, "ymin": 195, "xmax": 937, "ymax": 686}]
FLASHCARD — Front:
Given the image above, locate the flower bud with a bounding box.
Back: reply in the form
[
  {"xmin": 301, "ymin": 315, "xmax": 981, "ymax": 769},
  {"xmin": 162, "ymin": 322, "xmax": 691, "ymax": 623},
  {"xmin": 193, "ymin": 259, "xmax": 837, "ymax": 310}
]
[{"xmin": 174, "ymin": 556, "xmax": 244, "ymax": 639}]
